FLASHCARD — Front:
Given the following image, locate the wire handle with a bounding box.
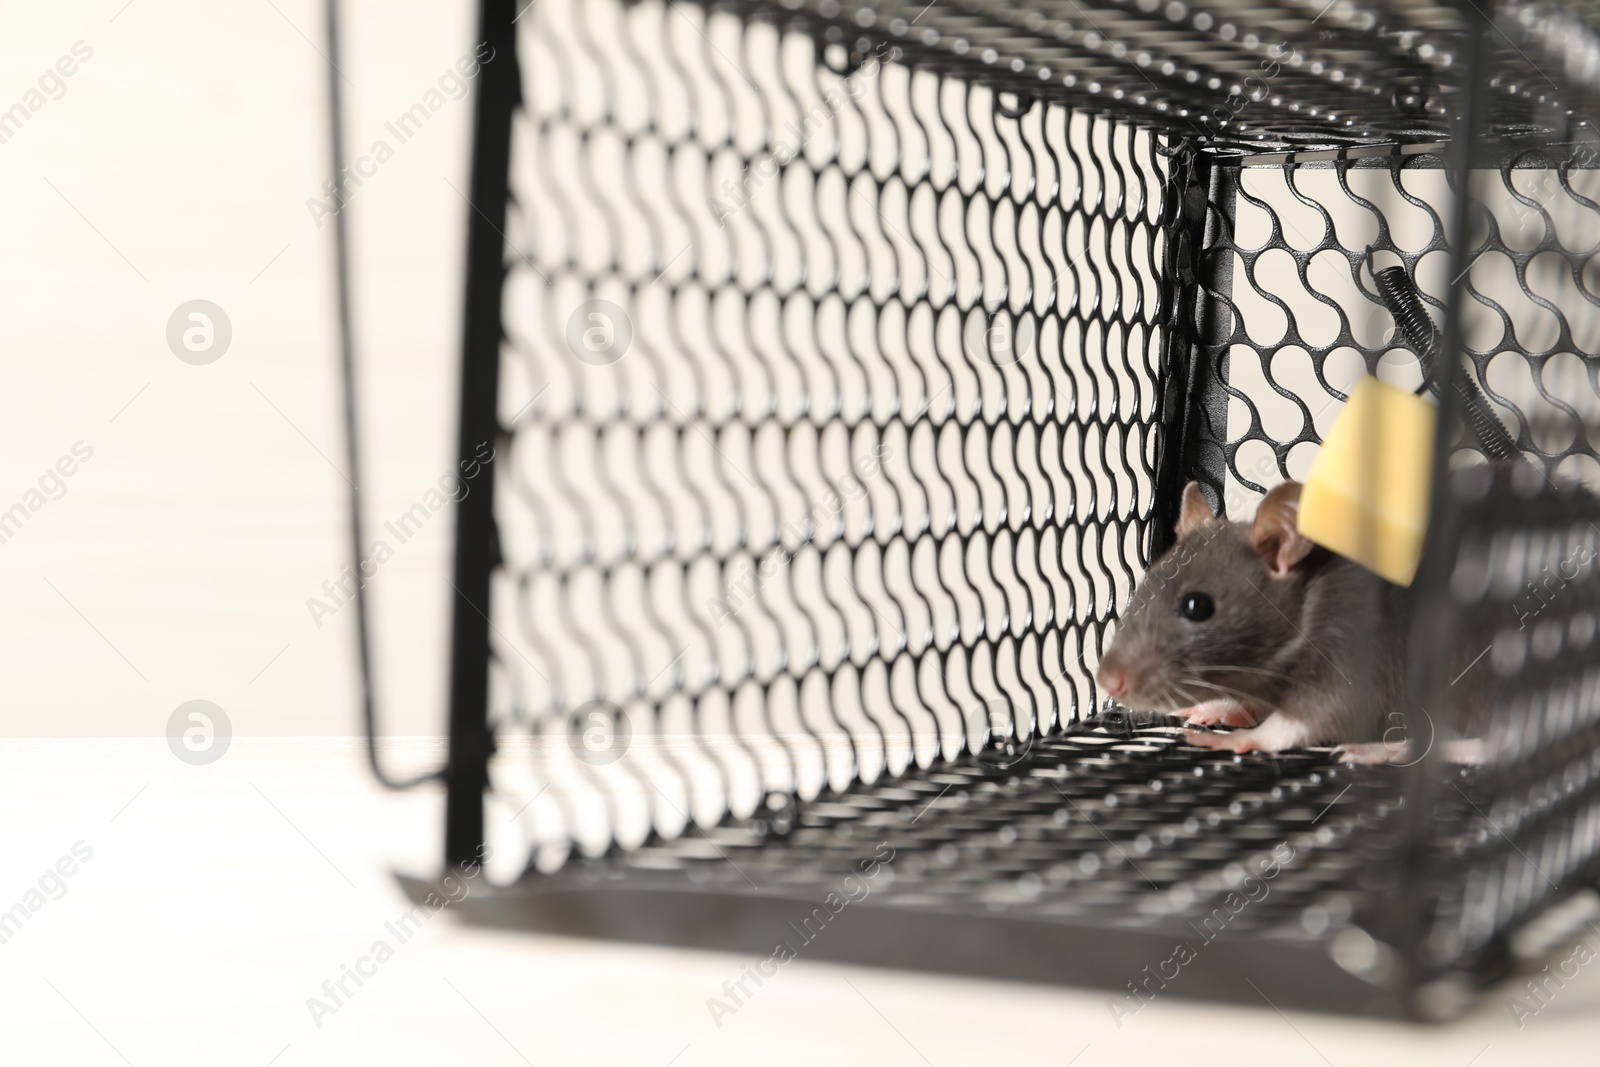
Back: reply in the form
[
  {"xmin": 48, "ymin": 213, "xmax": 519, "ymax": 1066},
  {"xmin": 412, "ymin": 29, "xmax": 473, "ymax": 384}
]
[{"xmin": 326, "ymin": 0, "xmax": 447, "ymax": 790}]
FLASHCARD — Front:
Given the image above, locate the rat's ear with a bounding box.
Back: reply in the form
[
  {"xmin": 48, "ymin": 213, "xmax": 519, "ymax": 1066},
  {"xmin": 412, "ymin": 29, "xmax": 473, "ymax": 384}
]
[
  {"xmin": 1251, "ymin": 481, "xmax": 1315, "ymax": 578},
  {"xmin": 1176, "ymin": 481, "xmax": 1218, "ymax": 538}
]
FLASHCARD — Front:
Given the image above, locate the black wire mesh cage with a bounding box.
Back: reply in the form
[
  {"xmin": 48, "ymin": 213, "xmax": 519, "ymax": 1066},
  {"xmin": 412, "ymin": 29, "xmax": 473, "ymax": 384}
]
[{"xmin": 376, "ymin": 0, "xmax": 1600, "ymax": 1019}]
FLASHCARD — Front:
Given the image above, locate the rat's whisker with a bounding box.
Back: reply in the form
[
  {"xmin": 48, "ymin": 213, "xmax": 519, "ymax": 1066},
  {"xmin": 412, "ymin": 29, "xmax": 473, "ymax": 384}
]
[
  {"xmin": 1163, "ymin": 680, "xmax": 1206, "ymax": 710},
  {"xmin": 1173, "ymin": 681, "xmax": 1204, "ymax": 704},
  {"xmin": 1189, "ymin": 663, "xmax": 1298, "ymax": 683}
]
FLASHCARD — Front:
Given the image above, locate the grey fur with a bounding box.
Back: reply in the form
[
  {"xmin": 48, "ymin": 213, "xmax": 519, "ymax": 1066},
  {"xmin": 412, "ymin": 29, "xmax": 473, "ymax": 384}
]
[{"xmin": 1097, "ymin": 496, "xmax": 1411, "ymax": 748}]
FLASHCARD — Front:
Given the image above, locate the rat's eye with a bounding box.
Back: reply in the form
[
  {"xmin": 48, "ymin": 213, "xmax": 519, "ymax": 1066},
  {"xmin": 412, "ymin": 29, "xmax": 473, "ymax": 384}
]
[{"xmin": 1178, "ymin": 592, "xmax": 1214, "ymax": 621}]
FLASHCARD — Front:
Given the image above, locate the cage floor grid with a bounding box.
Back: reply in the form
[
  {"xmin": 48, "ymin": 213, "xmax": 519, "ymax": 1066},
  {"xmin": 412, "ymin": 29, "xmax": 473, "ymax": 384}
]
[{"xmin": 402, "ymin": 718, "xmax": 1454, "ymax": 1016}]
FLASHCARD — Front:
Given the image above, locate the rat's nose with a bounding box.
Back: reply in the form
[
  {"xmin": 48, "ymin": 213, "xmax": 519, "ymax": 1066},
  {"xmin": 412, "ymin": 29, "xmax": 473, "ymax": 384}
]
[{"xmin": 1099, "ymin": 666, "xmax": 1128, "ymax": 698}]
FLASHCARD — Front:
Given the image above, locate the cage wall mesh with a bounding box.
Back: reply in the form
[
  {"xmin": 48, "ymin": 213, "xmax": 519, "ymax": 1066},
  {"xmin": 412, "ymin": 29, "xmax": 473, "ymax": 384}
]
[
  {"xmin": 1420, "ymin": 465, "xmax": 1600, "ymax": 974},
  {"xmin": 491, "ymin": 0, "xmax": 1177, "ymax": 861},
  {"xmin": 1186, "ymin": 149, "xmax": 1600, "ymax": 516},
  {"xmin": 439, "ymin": 0, "xmax": 1600, "ymax": 999}
]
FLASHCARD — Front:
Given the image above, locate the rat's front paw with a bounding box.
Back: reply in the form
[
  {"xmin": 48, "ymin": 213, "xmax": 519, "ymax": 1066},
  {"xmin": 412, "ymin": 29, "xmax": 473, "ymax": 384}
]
[
  {"xmin": 1334, "ymin": 740, "xmax": 1412, "ymax": 765},
  {"xmin": 1183, "ymin": 728, "xmax": 1263, "ymax": 753},
  {"xmin": 1179, "ymin": 699, "xmax": 1257, "ymax": 728},
  {"xmin": 1335, "ymin": 738, "xmax": 1494, "ymax": 766},
  {"xmin": 1185, "ymin": 715, "xmax": 1312, "ymax": 754},
  {"xmin": 1441, "ymin": 738, "xmax": 1491, "ymax": 765}
]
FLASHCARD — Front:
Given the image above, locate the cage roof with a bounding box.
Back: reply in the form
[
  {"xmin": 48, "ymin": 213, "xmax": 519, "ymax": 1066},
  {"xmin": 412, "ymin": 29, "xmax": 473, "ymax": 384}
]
[{"xmin": 730, "ymin": 0, "xmax": 1600, "ymax": 152}]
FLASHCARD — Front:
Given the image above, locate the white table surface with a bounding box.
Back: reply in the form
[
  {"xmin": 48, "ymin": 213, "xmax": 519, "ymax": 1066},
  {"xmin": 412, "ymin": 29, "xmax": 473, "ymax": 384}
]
[{"xmin": 0, "ymin": 738, "xmax": 1594, "ymax": 1066}]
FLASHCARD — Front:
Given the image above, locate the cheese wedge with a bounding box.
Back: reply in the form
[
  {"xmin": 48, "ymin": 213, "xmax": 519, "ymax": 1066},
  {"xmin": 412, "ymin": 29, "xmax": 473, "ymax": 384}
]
[{"xmin": 1298, "ymin": 375, "xmax": 1435, "ymax": 587}]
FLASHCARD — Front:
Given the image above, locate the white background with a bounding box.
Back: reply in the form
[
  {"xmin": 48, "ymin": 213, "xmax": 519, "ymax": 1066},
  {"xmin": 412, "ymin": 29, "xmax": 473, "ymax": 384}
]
[{"xmin": 1, "ymin": 0, "xmax": 467, "ymax": 738}]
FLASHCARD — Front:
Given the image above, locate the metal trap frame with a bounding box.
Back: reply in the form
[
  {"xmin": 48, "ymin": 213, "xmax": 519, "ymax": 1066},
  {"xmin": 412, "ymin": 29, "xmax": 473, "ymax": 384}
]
[{"xmin": 337, "ymin": 0, "xmax": 1600, "ymax": 1019}]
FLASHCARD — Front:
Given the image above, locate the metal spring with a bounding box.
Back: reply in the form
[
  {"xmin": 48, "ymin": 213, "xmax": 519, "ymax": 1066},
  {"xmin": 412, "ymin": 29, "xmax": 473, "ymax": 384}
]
[
  {"xmin": 1373, "ymin": 265, "xmax": 1440, "ymax": 369},
  {"xmin": 1373, "ymin": 265, "xmax": 1520, "ymax": 463}
]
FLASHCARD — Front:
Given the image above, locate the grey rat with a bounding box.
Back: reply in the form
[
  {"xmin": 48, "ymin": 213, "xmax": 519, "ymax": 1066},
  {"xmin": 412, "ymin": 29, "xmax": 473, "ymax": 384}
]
[{"xmin": 1095, "ymin": 480, "xmax": 1413, "ymax": 756}]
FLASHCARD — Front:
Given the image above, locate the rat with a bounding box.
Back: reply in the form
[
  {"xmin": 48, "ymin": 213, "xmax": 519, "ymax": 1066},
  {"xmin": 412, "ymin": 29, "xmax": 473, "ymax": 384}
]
[{"xmin": 1095, "ymin": 480, "xmax": 1414, "ymax": 758}]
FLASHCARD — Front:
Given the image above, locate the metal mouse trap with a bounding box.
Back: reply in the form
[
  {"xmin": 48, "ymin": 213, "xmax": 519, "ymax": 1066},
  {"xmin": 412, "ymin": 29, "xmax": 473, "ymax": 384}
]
[{"xmin": 346, "ymin": 0, "xmax": 1600, "ymax": 1019}]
